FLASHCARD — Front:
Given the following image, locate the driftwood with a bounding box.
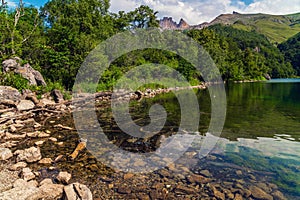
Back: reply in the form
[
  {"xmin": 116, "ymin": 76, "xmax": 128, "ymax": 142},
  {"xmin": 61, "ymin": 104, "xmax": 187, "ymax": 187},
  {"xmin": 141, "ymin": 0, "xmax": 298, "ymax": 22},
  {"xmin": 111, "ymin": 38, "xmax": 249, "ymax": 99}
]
[{"xmin": 69, "ymin": 141, "xmax": 87, "ymax": 160}]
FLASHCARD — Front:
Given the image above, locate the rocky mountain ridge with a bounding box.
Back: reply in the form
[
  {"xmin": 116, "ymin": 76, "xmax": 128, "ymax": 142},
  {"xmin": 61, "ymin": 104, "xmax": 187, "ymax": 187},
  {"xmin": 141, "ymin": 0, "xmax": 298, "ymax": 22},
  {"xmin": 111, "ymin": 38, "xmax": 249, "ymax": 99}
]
[
  {"xmin": 159, "ymin": 11, "xmax": 300, "ymax": 43},
  {"xmin": 160, "ymin": 11, "xmax": 300, "ymax": 30}
]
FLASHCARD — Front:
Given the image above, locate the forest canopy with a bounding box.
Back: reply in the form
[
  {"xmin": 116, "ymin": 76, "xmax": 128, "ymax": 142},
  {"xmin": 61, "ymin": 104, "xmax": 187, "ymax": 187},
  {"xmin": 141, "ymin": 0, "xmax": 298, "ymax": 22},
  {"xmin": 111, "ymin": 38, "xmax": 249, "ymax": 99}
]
[{"xmin": 0, "ymin": 0, "xmax": 297, "ymax": 92}]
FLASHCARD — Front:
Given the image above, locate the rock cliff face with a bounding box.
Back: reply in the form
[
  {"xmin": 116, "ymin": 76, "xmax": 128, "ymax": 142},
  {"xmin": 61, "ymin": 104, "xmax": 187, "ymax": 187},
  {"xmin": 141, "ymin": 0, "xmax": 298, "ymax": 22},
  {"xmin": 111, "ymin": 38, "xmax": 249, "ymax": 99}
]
[
  {"xmin": 2, "ymin": 57, "xmax": 46, "ymax": 86},
  {"xmin": 159, "ymin": 17, "xmax": 205, "ymax": 30},
  {"xmin": 159, "ymin": 11, "xmax": 300, "ymax": 34},
  {"xmin": 160, "ymin": 17, "xmax": 195, "ymax": 30}
]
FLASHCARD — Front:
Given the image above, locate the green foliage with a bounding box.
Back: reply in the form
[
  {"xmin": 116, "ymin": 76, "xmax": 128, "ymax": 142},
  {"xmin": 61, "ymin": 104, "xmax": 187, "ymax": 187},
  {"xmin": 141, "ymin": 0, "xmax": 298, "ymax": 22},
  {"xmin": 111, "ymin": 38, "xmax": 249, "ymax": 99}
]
[
  {"xmin": 0, "ymin": 1, "xmax": 297, "ymax": 93},
  {"xmin": 0, "ymin": 72, "xmax": 29, "ymax": 91},
  {"xmin": 207, "ymin": 25, "xmax": 295, "ymax": 79},
  {"xmin": 278, "ymin": 32, "xmax": 300, "ymax": 76},
  {"xmin": 216, "ymin": 12, "xmax": 300, "ymax": 44}
]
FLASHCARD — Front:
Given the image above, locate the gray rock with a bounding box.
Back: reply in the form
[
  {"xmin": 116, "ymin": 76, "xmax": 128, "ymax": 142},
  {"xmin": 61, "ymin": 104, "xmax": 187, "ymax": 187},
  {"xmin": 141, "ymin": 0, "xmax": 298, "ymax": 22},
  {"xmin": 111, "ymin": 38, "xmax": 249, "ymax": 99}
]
[
  {"xmin": 0, "ymin": 169, "xmax": 19, "ymax": 193},
  {"xmin": 57, "ymin": 171, "xmax": 72, "ymax": 184},
  {"xmin": 2, "ymin": 57, "xmax": 21, "ymax": 72},
  {"xmin": 15, "ymin": 63, "xmax": 46, "ymax": 86},
  {"xmin": 272, "ymin": 190, "xmax": 287, "ymax": 200},
  {"xmin": 63, "ymin": 183, "xmax": 93, "ymax": 200},
  {"xmin": 21, "ymin": 167, "xmax": 35, "ymax": 181},
  {"xmin": 2, "ymin": 57, "xmax": 46, "ymax": 86},
  {"xmin": 0, "ymin": 86, "xmax": 21, "ymax": 102},
  {"xmin": 51, "ymin": 89, "xmax": 64, "ymax": 103},
  {"xmin": 249, "ymin": 185, "xmax": 273, "ymax": 200},
  {"xmin": 39, "ymin": 178, "xmax": 53, "ymax": 186},
  {"xmin": 9, "ymin": 162, "xmax": 27, "ymax": 171},
  {"xmin": 31, "ymin": 66, "xmax": 47, "ymax": 86},
  {"xmin": 16, "ymin": 146, "xmax": 42, "ymax": 163},
  {"xmin": 0, "ymin": 148, "xmax": 13, "ymax": 160},
  {"xmin": 38, "ymin": 158, "xmax": 53, "ymax": 164},
  {"xmin": 200, "ymin": 169, "xmax": 212, "ymax": 177},
  {"xmin": 17, "ymin": 100, "xmax": 35, "ymax": 111},
  {"xmin": 0, "ymin": 185, "xmax": 39, "ymax": 200},
  {"xmin": 34, "ymin": 183, "xmax": 64, "ymax": 199}
]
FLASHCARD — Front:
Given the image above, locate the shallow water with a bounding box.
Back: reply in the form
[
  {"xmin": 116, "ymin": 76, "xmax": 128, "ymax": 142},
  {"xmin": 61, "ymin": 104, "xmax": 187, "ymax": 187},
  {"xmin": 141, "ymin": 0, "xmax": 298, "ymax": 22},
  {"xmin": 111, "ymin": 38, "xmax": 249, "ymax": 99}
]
[{"xmin": 29, "ymin": 79, "xmax": 300, "ymax": 199}]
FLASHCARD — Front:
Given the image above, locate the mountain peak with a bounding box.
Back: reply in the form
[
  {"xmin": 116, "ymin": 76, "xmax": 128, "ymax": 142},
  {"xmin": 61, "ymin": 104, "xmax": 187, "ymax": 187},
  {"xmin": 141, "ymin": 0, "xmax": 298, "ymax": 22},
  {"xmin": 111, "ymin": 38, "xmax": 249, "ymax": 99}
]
[{"xmin": 159, "ymin": 17, "xmax": 191, "ymax": 30}]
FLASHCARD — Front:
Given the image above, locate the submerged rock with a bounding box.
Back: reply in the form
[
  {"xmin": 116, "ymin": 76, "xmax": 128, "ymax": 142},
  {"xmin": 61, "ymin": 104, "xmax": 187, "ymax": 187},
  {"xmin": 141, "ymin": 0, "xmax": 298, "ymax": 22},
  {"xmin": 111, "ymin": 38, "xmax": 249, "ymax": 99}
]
[{"xmin": 249, "ymin": 185, "xmax": 273, "ymax": 200}]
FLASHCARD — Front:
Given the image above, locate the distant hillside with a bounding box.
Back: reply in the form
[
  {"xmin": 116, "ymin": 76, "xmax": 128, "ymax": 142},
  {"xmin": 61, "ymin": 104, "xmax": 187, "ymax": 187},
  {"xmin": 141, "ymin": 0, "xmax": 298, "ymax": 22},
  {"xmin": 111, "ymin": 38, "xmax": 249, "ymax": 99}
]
[
  {"xmin": 279, "ymin": 32, "xmax": 300, "ymax": 75},
  {"xmin": 160, "ymin": 12, "xmax": 300, "ymax": 44}
]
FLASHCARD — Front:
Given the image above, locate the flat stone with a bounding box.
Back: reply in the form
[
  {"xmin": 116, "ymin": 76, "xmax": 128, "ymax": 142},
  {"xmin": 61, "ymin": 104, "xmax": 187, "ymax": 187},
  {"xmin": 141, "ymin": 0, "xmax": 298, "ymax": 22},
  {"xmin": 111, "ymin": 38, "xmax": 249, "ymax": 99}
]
[
  {"xmin": 236, "ymin": 170, "xmax": 243, "ymax": 175},
  {"xmin": 9, "ymin": 125, "xmax": 17, "ymax": 132},
  {"xmin": 57, "ymin": 171, "xmax": 72, "ymax": 184},
  {"xmin": 210, "ymin": 185, "xmax": 225, "ymax": 200},
  {"xmin": 234, "ymin": 193, "xmax": 243, "ymax": 200},
  {"xmin": 0, "ymin": 169, "xmax": 19, "ymax": 193},
  {"xmin": 17, "ymin": 100, "xmax": 35, "ymax": 111},
  {"xmin": 0, "ymin": 148, "xmax": 13, "ymax": 160},
  {"xmin": 200, "ymin": 169, "xmax": 212, "ymax": 177},
  {"xmin": 271, "ymin": 190, "xmax": 287, "ymax": 200},
  {"xmin": 49, "ymin": 137, "xmax": 57, "ymax": 142},
  {"xmin": 249, "ymin": 186, "xmax": 273, "ymax": 200},
  {"xmin": 27, "ymin": 131, "xmax": 39, "ymax": 137},
  {"xmin": 13, "ymin": 179, "xmax": 27, "ymax": 188},
  {"xmin": 0, "ymin": 86, "xmax": 21, "ymax": 102},
  {"xmin": 5, "ymin": 132, "xmax": 26, "ymax": 140},
  {"xmin": 38, "ymin": 132, "xmax": 50, "ymax": 138},
  {"xmin": 16, "ymin": 146, "xmax": 42, "ymax": 163},
  {"xmin": 21, "ymin": 167, "xmax": 35, "ymax": 181},
  {"xmin": 187, "ymin": 174, "xmax": 210, "ymax": 184},
  {"xmin": 9, "ymin": 162, "xmax": 27, "ymax": 171},
  {"xmin": 175, "ymin": 185, "xmax": 196, "ymax": 194},
  {"xmin": 34, "ymin": 140, "xmax": 45, "ymax": 146},
  {"xmin": 37, "ymin": 183, "xmax": 64, "ymax": 199},
  {"xmin": 124, "ymin": 173, "xmax": 135, "ymax": 180},
  {"xmin": 38, "ymin": 158, "xmax": 53, "ymax": 164},
  {"xmin": 39, "ymin": 178, "xmax": 53, "ymax": 186},
  {"xmin": 118, "ymin": 187, "xmax": 132, "ymax": 194},
  {"xmin": 0, "ymin": 185, "xmax": 39, "ymax": 200},
  {"xmin": 63, "ymin": 182, "xmax": 93, "ymax": 200}
]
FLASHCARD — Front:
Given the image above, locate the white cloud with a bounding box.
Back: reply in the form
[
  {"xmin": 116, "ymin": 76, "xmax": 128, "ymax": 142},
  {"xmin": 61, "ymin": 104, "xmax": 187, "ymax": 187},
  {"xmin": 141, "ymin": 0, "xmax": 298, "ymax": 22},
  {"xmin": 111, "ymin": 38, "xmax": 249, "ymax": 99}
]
[
  {"xmin": 109, "ymin": 0, "xmax": 300, "ymax": 25},
  {"xmin": 6, "ymin": 0, "xmax": 18, "ymax": 7}
]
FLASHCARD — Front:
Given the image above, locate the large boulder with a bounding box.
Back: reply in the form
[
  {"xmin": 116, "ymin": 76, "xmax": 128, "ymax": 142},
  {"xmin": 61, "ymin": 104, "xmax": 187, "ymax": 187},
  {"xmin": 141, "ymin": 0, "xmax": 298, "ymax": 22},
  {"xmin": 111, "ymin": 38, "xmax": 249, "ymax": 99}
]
[
  {"xmin": 0, "ymin": 86, "xmax": 21, "ymax": 102},
  {"xmin": 51, "ymin": 89, "xmax": 64, "ymax": 103},
  {"xmin": 15, "ymin": 63, "xmax": 46, "ymax": 86},
  {"xmin": 2, "ymin": 57, "xmax": 21, "ymax": 72},
  {"xmin": 2, "ymin": 57, "xmax": 46, "ymax": 86}
]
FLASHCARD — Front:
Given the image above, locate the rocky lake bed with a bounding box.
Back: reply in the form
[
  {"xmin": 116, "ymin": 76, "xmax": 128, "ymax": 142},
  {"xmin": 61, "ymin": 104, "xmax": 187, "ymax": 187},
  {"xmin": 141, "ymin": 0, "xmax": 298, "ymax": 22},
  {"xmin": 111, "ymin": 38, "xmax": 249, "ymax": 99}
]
[{"xmin": 0, "ymin": 85, "xmax": 291, "ymax": 200}]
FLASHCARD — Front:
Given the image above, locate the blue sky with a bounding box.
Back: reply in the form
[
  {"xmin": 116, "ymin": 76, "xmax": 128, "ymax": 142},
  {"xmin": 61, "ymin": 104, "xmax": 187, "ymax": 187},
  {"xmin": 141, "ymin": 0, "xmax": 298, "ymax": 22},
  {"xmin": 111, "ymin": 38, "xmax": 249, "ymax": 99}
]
[{"xmin": 7, "ymin": 0, "xmax": 300, "ymax": 24}]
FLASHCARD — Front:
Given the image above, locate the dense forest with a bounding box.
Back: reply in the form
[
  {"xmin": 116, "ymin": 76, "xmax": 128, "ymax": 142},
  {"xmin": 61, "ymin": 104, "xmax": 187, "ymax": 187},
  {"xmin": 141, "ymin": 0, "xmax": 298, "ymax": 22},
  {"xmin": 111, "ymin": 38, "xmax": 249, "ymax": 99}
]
[
  {"xmin": 0, "ymin": 0, "xmax": 298, "ymax": 93},
  {"xmin": 278, "ymin": 32, "xmax": 300, "ymax": 76}
]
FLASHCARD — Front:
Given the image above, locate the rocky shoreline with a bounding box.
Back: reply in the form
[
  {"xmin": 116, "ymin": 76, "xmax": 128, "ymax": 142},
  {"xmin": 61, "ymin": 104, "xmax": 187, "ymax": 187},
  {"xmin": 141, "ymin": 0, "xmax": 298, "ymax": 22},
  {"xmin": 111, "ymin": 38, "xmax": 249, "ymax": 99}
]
[{"xmin": 0, "ymin": 84, "xmax": 288, "ymax": 200}]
